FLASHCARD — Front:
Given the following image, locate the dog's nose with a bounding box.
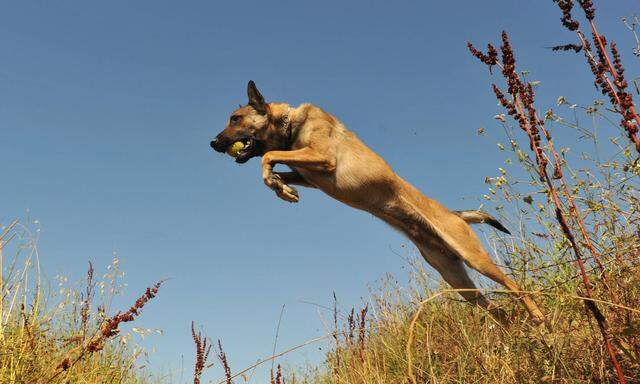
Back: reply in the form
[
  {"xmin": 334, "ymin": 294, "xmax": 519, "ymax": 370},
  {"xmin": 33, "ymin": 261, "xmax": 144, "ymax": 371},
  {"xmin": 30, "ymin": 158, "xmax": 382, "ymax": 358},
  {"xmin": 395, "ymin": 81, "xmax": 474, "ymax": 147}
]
[{"xmin": 210, "ymin": 136, "xmax": 224, "ymax": 152}]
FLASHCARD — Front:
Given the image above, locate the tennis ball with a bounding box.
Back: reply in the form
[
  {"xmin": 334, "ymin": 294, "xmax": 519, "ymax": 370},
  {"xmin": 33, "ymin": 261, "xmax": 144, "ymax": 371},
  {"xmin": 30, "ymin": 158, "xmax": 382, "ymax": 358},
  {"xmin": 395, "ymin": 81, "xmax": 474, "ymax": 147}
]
[{"xmin": 227, "ymin": 141, "xmax": 245, "ymax": 157}]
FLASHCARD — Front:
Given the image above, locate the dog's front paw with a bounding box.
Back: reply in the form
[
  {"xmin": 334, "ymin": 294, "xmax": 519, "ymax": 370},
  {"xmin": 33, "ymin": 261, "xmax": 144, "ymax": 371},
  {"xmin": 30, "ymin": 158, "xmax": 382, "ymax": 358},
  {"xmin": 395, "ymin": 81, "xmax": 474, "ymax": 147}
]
[
  {"xmin": 264, "ymin": 172, "xmax": 284, "ymax": 190},
  {"xmin": 276, "ymin": 183, "xmax": 299, "ymax": 203},
  {"xmin": 264, "ymin": 173, "xmax": 299, "ymax": 203}
]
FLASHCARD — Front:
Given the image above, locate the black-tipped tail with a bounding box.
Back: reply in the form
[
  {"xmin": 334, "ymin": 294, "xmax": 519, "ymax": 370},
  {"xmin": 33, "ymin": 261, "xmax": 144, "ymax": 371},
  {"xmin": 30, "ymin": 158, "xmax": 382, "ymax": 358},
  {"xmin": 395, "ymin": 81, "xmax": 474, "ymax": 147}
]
[{"xmin": 452, "ymin": 210, "xmax": 511, "ymax": 234}]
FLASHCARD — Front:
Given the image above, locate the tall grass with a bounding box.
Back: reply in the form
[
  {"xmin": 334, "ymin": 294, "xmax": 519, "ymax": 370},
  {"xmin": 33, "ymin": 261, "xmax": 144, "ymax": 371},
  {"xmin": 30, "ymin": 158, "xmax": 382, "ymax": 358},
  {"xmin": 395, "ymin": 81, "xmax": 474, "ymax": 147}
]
[{"xmin": 0, "ymin": 220, "xmax": 161, "ymax": 383}]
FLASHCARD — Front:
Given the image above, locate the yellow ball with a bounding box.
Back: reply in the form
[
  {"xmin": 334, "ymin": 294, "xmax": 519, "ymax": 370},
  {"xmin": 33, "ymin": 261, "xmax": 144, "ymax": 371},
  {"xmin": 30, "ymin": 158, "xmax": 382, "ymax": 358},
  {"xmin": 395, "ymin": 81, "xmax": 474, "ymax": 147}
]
[{"xmin": 227, "ymin": 141, "xmax": 245, "ymax": 157}]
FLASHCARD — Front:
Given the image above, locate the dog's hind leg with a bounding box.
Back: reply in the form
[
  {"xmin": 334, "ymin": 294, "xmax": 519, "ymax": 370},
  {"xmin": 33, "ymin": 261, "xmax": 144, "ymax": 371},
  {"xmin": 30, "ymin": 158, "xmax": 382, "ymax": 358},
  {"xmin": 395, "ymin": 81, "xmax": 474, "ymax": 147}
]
[
  {"xmin": 391, "ymin": 194, "xmax": 547, "ymax": 326},
  {"xmin": 457, "ymin": 250, "xmax": 547, "ymax": 326},
  {"xmin": 417, "ymin": 245, "xmax": 509, "ymax": 324},
  {"xmin": 429, "ymin": 228, "xmax": 547, "ymax": 326},
  {"xmin": 379, "ymin": 202, "xmax": 508, "ymax": 323}
]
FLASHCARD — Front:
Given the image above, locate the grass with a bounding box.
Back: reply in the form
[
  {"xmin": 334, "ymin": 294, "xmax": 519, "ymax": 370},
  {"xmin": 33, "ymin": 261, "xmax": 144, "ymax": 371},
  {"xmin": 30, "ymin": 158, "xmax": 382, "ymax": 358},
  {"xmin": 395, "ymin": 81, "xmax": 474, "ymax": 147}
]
[
  {"xmin": 0, "ymin": 220, "xmax": 161, "ymax": 383},
  {"xmin": 289, "ymin": 254, "xmax": 639, "ymax": 383}
]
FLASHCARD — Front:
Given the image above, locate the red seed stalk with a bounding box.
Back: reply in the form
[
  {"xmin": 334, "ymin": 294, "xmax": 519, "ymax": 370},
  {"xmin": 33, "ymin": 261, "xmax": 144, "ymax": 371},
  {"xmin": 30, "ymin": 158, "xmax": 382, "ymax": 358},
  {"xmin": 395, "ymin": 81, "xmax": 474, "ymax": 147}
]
[
  {"xmin": 469, "ymin": 31, "xmax": 627, "ymax": 384},
  {"xmin": 48, "ymin": 281, "xmax": 163, "ymax": 383},
  {"xmin": 192, "ymin": 322, "xmax": 212, "ymax": 384},
  {"xmin": 553, "ymin": 0, "xmax": 640, "ymax": 155},
  {"xmin": 358, "ymin": 304, "xmax": 368, "ymax": 363},
  {"xmin": 217, "ymin": 339, "xmax": 233, "ymax": 384}
]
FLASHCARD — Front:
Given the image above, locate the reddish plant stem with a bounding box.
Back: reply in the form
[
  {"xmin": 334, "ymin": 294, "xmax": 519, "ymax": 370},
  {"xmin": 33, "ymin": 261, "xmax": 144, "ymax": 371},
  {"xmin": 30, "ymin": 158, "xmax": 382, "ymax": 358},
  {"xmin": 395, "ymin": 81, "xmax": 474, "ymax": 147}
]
[
  {"xmin": 536, "ymin": 124, "xmax": 622, "ymax": 311},
  {"xmin": 514, "ymin": 86, "xmax": 628, "ymax": 384},
  {"xmin": 587, "ymin": 20, "xmax": 640, "ymax": 153},
  {"xmin": 469, "ymin": 31, "xmax": 627, "ymax": 383},
  {"xmin": 535, "ymin": 123, "xmax": 609, "ymax": 276},
  {"xmin": 47, "ymin": 281, "xmax": 163, "ymax": 383},
  {"xmin": 192, "ymin": 322, "xmax": 212, "ymax": 384}
]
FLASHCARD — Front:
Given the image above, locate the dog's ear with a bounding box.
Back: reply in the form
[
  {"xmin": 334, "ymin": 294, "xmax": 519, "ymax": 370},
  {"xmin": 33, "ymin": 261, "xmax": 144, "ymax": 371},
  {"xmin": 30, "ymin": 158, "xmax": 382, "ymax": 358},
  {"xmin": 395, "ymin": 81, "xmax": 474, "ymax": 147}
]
[{"xmin": 247, "ymin": 80, "xmax": 267, "ymax": 115}]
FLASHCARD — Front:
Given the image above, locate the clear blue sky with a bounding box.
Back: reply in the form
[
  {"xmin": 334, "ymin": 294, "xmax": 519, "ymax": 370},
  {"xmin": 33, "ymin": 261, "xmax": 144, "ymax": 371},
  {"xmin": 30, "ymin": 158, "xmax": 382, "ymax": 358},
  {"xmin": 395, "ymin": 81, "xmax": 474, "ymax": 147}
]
[{"xmin": 2, "ymin": 1, "xmax": 637, "ymax": 381}]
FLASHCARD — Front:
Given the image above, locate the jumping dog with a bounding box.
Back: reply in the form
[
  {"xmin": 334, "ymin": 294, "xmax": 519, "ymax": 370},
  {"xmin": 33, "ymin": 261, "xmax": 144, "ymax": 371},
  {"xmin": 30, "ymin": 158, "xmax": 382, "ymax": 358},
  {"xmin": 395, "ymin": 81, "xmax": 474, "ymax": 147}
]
[{"xmin": 211, "ymin": 81, "xmax": 546, "ymax": 325}]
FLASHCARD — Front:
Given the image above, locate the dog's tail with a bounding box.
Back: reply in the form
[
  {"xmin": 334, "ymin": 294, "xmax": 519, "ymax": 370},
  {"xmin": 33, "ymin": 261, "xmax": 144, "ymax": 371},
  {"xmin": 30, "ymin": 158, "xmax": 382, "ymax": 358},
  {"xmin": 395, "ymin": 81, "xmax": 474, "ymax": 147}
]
[{"xmin": 452, "ymin": 210, "xmax": 511, "ymax": 234}]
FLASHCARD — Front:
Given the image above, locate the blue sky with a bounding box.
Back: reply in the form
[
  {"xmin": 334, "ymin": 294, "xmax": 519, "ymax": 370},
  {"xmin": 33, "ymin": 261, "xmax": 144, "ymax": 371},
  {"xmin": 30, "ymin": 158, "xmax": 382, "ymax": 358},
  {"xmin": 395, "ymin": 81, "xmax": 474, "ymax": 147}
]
[{"xmin": 2, "ymin": 1, "xmax": 638, "ymax": 381}]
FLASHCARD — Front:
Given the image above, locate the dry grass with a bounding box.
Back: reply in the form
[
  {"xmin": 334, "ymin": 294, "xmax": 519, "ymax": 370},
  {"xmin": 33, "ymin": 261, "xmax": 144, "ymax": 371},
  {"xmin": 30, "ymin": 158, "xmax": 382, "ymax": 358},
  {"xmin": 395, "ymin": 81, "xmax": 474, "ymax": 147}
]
[
  {"xmin": 290, "ymin": 255, "xmax": 639, "ymax": 383},
  {"xmin": 0, "ymin": 220, "xmax": 161, "ymax": 384}
]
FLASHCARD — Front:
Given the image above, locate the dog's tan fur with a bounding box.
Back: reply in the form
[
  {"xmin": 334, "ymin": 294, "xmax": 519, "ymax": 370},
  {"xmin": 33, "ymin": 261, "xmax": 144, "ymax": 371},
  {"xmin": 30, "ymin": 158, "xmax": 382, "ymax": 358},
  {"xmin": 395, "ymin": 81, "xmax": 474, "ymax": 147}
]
[{"xmin": 211, "ymin": 81, "xmax": 546, "ymax": 325}]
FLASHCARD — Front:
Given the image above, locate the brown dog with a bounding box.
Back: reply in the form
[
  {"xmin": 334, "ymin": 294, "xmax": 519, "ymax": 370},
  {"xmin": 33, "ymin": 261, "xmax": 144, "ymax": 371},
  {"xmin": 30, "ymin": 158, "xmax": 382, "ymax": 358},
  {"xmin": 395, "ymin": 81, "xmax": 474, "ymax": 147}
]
[{"xmin": 211, "ymin": 81, "xmax": 546, "ymax": 325}]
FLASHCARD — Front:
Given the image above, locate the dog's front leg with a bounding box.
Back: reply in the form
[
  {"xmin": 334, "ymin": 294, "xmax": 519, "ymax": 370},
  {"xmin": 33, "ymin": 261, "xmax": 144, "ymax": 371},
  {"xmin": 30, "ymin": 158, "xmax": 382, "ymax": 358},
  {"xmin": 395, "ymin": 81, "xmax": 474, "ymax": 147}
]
[
  {"xmin": 262, "ymin": 147, "xmax": 335, "ymax": 202},
  {"xmin": 262, "ymin": 172, "xmax": 300, "ymax": 203},
  {"xmin": 274, "ymin": 171, "xmax": 316, "ymax": 189}
]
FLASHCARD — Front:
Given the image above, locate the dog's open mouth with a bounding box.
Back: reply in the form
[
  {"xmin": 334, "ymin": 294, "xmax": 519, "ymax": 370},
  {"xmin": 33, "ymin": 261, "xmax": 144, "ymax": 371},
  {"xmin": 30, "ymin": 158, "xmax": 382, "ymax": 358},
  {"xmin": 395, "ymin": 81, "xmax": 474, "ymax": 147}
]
[{"xmin": 234, "ymin": 137, "xmax": 258, "ymax": 164}]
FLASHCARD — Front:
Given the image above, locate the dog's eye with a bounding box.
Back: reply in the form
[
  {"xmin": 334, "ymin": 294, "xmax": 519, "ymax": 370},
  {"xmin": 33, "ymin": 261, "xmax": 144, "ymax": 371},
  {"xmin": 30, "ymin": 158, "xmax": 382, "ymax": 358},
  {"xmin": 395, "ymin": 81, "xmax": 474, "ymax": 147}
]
[{"xmin": 230, "ymin": 115, "xmax": 242, "ymax": 124}]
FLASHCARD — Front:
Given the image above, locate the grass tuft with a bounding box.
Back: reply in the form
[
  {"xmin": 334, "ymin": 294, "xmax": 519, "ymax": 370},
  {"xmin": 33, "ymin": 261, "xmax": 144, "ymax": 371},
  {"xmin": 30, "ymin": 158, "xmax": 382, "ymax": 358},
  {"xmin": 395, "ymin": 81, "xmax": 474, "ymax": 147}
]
[{"xmin": 0, "ymin": 220, "xmax": 160, "ymax": 384}]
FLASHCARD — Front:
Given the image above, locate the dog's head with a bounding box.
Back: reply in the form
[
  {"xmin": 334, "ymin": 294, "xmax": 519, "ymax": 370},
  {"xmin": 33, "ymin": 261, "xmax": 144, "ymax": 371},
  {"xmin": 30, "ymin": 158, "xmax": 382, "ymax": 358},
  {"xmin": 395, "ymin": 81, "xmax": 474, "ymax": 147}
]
[{"xmin": 210, "ymin": 81, "xmax": 288, "ymax": 164}]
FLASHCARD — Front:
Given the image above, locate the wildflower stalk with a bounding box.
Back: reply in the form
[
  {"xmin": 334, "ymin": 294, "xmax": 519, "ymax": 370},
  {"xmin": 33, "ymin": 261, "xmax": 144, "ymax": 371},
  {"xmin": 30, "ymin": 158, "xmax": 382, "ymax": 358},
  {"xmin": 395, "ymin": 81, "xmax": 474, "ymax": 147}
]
[
  {"xmin": 47, "ymin": 281, "xmax": 163, "ymax": 383},
  {"xmin": 217, "ymin": 340, "xmax": 233, "ymax": 384},
  {"xmin": 553, "ymin": 0, "xmax": 640, "ymax": 155},
  {"xmin": 192, "ymin": 322, "xmax": 212, "ymax": 384},
  {"xmin": 469, "ymin": 31, "xmax": 627, "ymax": 384}
]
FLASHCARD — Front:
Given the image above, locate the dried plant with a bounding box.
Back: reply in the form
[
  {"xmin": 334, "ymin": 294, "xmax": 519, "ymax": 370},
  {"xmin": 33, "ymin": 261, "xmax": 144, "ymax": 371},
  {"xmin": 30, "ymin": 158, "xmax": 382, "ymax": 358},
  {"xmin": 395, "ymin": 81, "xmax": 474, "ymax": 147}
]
[
  {"xmin": 0, "ymin": 219, "xmax": 159, "ymax": 383},
  {"xmin": 357, "ymin": 304, "xmax": 368, "ymax": 363},
  {"xmin": 270, "ymin": 364, "xmax": 284, "ymax": 384},
  {"xmin": 49, "ymin": 280, "xmax": 163, "ymax": 382},
  {"xmin": 622, "ymin": 14, "xmax": 640, "ymax": 57},
  {"xmin": 468, "ymin": 29, "xmax": 628, "ymax": 384},
  {"xmin": 217, "ymin": 339, "xmax": 233, "ymax": 384},
  {"xmin": 346, "ymin": 308, "xmax": 355, "ymax": 345},
  {"xmin": 79, "ymin": 261, "xmax": 94, "ymax": 341},
  {"xmin": 331, "ymin": 292, "xmax": 341, "ymax": 378},
  {"xmin": 553, "ymin": 0, "xmax": 640, "ymax": 155},
  {"xmin": 192, "ymin": 321, "xmax": 212, "ymax": 384}
]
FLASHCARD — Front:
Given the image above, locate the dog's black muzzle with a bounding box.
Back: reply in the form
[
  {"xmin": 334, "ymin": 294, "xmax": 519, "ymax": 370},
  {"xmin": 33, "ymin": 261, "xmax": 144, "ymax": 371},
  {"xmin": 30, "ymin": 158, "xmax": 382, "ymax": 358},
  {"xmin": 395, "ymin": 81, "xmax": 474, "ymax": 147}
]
[{"xmin": 210, "ymin": 135, "xmax": 226, "ymax": 153}]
